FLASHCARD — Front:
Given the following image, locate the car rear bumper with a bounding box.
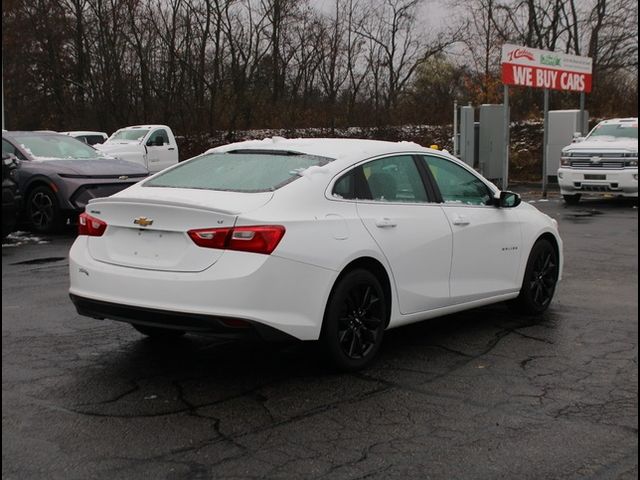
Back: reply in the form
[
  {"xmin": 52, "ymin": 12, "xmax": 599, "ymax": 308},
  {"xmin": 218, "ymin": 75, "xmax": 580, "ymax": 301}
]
[
  {"xmin": 69, "ymin": 237, "xmax": 337, "ymax": 341},
  {"xmin": 69, "ymin": 294, "xmax": 296, "ymax": 341},
  {"xmin": 557, "ymin": 168, "xmax": 638, "ymax": 196}
]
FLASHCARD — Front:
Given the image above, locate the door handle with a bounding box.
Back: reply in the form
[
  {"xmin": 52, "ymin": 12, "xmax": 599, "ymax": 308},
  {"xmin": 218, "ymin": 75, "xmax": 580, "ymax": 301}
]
[
  {"xmin": 168, "ymin": 147, "xmax": 175, "ymax": 150},
  {"xmin": 375, "ymin": 218, "xmax": 397, "ymax": 228},
  {"xmin": 452, "ymin": 215, "xmax": 470, "ymax": 226},
  {"xmin": 149, "ymin": 159, "xmax": 159, "ymax": 162}
]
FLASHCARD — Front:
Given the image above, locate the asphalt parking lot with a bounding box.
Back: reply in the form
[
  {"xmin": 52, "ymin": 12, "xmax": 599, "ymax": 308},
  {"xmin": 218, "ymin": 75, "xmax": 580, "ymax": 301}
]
[{"xmin": 2, "ymin": 190, "xmax": 638, "ymax": 480}]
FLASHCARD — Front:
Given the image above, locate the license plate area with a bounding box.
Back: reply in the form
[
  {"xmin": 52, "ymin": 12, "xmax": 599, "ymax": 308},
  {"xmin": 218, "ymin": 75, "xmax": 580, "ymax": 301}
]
[
  {"xmin": 584, "ymin": 174, "xmax": 606, "ymax": 180},
  {"xmin": 129, "ymin": 229, "xmax": 181, "ymax": 260},
  {"xmin": 89, "ymin": 226, "xmax": 222, "ymax": 271}
]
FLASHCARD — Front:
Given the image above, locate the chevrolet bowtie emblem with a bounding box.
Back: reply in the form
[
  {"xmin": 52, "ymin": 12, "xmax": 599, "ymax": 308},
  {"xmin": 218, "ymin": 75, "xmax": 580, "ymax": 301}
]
[
  {"xmin": 118, "ymin": 175, "xmax": 129, "ymax": 180},
  {"xmin": 134, "ymin": 217, "xmax": 153, "ymax": 227}
]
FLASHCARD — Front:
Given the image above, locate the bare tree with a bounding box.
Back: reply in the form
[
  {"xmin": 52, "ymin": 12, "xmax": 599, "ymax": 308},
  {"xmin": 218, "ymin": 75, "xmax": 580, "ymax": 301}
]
[
  {"xmin": 358, "ymin": 0, "xmax": 462, "ymax": 118},
  {"xmin": 318, "ymin": 0, "xmax": 349, "ymax": 130}
]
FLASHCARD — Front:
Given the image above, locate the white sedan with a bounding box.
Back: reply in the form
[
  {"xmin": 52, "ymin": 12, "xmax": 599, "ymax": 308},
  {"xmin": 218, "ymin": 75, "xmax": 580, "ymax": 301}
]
[{"xmin": 69, "ymin": 138, "xmax": 563, "ymax": 370}]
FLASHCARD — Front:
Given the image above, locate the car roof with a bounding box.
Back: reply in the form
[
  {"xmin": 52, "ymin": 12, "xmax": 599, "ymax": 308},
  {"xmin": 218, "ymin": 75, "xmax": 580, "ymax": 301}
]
[
  {"xmin": 597, "ymin": 118, "xmax": 638, "ymax": 125},
  {"xmin": 206, "ymin": 137, "xmax": 447, "ymax": 170},
  {"xmin": 4, "ymin": 130, "xmax": 67, "ymax": 137},
  {"xmin": 114, "ymin": 125, "xmax": 170, "ymax": 130},
  {"xmin": 62, "ymin": 131, "xmax": 108, "ymax": 136}
]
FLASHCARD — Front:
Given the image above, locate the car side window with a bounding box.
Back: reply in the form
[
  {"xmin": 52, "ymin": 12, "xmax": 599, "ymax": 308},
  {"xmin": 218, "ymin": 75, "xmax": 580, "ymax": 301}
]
[
  {"xmin": 333, "ymin": 170, "xmax": 356, "ymax": 199},
  {"xmin": 422, "ymin": 155, "xmax": 493, "ymax": 206},
  {"xmin": 86, "ymin": 136, "xmax": 105, "ymax": 145},
  {"xmin": 2, "ymin": 139, "xmax": 27, "ymax": 160},
  {"xmin": 360, "ymin": 155, "xmax": 428, "ymax": 203},
  {"xmin": 148, "ymin": 129, "xmax": 169, "ymax": 146}
]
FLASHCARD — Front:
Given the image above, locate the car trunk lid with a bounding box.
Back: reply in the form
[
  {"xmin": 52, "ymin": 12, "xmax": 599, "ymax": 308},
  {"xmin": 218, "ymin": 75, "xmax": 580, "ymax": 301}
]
[{"xmin": 86, "ymin": 188, "xmax": 273, "ymax": 272}]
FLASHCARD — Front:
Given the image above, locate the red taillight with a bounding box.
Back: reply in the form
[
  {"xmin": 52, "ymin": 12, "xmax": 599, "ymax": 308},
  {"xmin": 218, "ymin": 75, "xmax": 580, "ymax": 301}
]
[
  {"xmin": 187, "ymin": 225, "xmax": 285, "ymax": 254},
  {"xmin": 187, "ymin": 227, "xmax": 232, "ymax": 249},
  {"xmin": 228, "ymin": 226, "xmax": 286, "ymax": 254},
  {"xmin": 78, "ymin": 213, "xmax": 107, "ymax": 237}
]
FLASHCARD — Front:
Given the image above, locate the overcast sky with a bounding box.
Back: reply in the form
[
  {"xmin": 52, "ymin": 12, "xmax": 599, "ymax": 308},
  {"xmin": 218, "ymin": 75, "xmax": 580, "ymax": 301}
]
[{"xmin": 313, "ymin": 0, "xmax": 451, "ymax": 28}]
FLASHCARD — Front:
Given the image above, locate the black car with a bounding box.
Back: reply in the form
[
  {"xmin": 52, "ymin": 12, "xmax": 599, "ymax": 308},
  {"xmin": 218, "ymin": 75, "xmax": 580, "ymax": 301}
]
[
  {"xmin": 2, "ymin": 131, "xmax": 149, "ymax": 233},
  {"xmin": 2, "ymin": 153, "xmax": 22, "ymax": 238}
]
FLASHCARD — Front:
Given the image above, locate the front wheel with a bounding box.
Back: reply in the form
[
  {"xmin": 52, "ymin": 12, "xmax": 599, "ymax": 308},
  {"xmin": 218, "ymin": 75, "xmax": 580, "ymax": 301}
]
[
  {"xmin": 321, "ymin": 269, "xmax": 387, "ymax": 371},
  {"xmin": 563, "ymin": 194, "xmax": 581, "ymax": 205},
  {"xmin": 509, "ymin": 239, "xmax": 559, "ymax": 315},
  {"xmin": 26, "ymin": 186, "xmax": 63, "ymax": 234}
]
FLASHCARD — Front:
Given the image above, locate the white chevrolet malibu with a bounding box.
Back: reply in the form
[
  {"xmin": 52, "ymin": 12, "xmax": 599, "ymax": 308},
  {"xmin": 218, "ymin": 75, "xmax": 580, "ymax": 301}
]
[{"xmin": 69, "ymin": 138, "xmax": 563, "ymax": 370}]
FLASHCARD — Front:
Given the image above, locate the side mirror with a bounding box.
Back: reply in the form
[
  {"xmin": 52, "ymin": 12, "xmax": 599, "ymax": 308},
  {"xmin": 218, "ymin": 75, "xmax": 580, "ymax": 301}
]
[
  {"xmin": 495, "ymin": 191, "xmax": 521, "ymax": 208},
  {"xmin": 572, "ymin": 132, "xmax": 585, "ymax": 143}
]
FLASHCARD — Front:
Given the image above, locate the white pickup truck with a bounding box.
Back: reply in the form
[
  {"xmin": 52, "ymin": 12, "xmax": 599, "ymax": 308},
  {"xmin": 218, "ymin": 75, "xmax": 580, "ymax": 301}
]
[
  {"xmin": 95, "ymin": 125, "xmax": 179, "ymax": 173},
  {"xmin": 558, "ymin": 118, "xmax": 638, "ymax": 204}
]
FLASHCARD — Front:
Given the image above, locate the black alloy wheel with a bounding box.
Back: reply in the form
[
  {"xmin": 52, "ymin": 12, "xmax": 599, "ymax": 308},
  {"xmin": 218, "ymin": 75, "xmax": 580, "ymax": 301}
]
[
  {"xmin": 132, "ymin": 324, "xmax": 186, "ymax": 339},
  {"xmin": 26, "ymin": 186, "xmax": 62, "ymax": 234},
  {"xmin": 322, "ymin": 269, "xmax": 387, "ymax": 371},
  {"xmin": 563, "ymin": 194, "xmax": 581, "ymax": 205},
  {"xmin": 509, "ymin": 239, "xmax": 559, "ymax": 315}
]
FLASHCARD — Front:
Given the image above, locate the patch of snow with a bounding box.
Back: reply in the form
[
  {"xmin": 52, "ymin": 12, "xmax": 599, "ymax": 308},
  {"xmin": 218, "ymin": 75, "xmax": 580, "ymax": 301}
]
[{"xmin": 2, "ymin": 231, "xmax": 50, "ymax": 248}]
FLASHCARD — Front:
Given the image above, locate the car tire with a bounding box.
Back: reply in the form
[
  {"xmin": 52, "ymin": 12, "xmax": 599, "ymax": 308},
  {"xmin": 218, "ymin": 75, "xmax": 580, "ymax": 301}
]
[
  {"xmin": 26, "ymin": 185, "xmax": 63, "ymax": 234},
  {"xmin": 321, "ymin": 269, "xmax": 387, "ymax": 371},
  {"xmin": 132, "ymin": 324, "xmax": 186, "ymax": 338},
  {"xmin": 509, "ymin": 239, "xmax": 559, "ymax": 316},
  {"xmin": 562, "ymin": 194, "xmax": 581, "ymax": 205}
]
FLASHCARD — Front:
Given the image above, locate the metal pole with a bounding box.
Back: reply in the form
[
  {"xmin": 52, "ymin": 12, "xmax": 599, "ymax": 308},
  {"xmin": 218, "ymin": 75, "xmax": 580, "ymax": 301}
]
[
  {"xmin": 2, "ymin": 62, "xmax": 4, "ymax": 130},
  {"xmin": 453, "ymin": 100, "xmax": 458, "ymax": 156},
  {"xmin": 502, "ymin": 85, "xmax": 509, "ymax": 190},
  {"xmin": 542, "ymin": 89, "xmax": 549, "ymax": 198},
  {"xmin": 579, "ymin": 91, "xmax": 586, "ymax": 135}
]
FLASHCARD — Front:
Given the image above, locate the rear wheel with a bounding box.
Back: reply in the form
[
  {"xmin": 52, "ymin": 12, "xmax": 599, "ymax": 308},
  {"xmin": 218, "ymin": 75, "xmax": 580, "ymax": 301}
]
[
  {"xmin": 26, "ymin": 185, "xmax": 64, "ymax": 234},
  {"xmin": 321, "ymin": 269, "xmax": 387, "ymax": 371},
  {"xmin": 563, "ymin": 194, "xmax": 581, "ymax": 205},
  {"xmin": 509, "ymin": 239, "xmax": 559, "ymax": 315},
  {"xmin": 132, "ymin": 324, "xmax": 186, "ymax": 339}
]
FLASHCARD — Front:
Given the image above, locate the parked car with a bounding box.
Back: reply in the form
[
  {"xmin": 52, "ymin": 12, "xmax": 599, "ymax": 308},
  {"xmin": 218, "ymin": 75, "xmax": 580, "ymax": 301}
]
[
  {"xmin": 69, "ymin": 138, "xmax": 563, "ymax": 370},
  {"xmin": 2, "ymin": 131, "xmax": 150, "ymax": 233},
  {"xmin": 62, "ymin": 131, "xmax": 109, "ymax": 146},
  {"xmin": 2, "ymin": 153, "xmax": 21, "ymax": 238},
  {"xmin": 558, "ymin": 118, "xmax": 638, "ymax": 204},
  {"xmin": 95, "ymin": 124, "xmax": 179, "ymax": 173}
]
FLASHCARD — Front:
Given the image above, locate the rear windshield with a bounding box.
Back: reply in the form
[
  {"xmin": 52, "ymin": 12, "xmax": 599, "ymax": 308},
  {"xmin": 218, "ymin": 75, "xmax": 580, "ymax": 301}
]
[
  {"xmin": 144, "ymin": 151, "xmax": 333, "ymax": 192},
  {"xmin": 82, "ymin": 135, "xmax": 107, "ymax": 145}
]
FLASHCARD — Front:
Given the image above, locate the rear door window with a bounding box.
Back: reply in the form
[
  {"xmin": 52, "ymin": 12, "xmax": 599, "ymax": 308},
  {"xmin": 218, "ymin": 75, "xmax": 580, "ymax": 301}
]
[
  {"xmin": 360, "ymin": 155, "xmax": 428, "ymax": 203},
  {"xmin": 145, "ymin": 151, "xmax": 333, "ymax": 192}
]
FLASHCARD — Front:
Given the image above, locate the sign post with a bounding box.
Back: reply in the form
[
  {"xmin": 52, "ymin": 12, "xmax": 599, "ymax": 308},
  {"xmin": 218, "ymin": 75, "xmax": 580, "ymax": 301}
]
[
  {"xmin": 500, "ymin": 44, "xmax": 593, "ymax": 194},
  {"xmin": 542, "ymin": 89, "xmax": 549, "ymax": 197},
  {"xmin": 579, "ymin": 92, "xmax": 586, "ymax": 135},
  {"xmin": 502, "ymin": 85, "xmax": 509, "ymax": 190}
]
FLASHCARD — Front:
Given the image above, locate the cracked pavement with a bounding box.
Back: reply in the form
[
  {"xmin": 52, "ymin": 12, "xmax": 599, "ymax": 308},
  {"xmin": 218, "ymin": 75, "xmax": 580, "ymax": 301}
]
[{"xmin": 2, "ymin": 192, "xmax": 638, "ymax": 479}]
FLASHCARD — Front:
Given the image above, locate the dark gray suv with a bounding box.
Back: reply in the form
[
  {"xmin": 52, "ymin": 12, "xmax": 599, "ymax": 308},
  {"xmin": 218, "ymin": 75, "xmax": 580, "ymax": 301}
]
[{"xmin": 2, "ymin": 131, "xmax": 149, "ymax": 233}]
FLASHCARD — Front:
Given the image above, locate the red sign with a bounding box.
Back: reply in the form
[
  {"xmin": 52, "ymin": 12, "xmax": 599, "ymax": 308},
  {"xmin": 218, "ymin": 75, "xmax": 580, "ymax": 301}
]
[{"xmin": 501, "ymin": 44, "xmax": 593, "ymax": 93}]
